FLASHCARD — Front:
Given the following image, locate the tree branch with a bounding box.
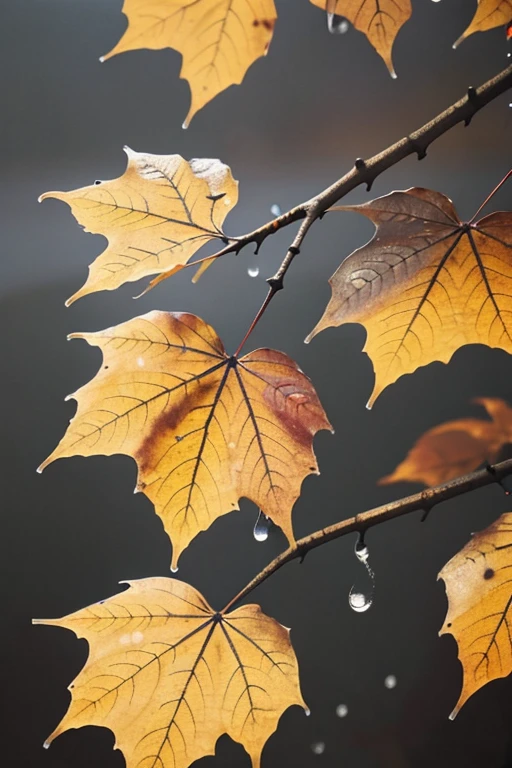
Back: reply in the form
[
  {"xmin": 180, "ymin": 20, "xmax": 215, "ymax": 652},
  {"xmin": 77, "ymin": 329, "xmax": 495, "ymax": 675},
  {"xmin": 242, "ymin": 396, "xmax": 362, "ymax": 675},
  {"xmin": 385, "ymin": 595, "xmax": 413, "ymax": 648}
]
[
  {"xmin": 222, "ymin": 457, "xmax": 512, "ymax": 613},
  {"xmin": 210, "ymin": 63, "xmax": 511, "ymax": 288}
]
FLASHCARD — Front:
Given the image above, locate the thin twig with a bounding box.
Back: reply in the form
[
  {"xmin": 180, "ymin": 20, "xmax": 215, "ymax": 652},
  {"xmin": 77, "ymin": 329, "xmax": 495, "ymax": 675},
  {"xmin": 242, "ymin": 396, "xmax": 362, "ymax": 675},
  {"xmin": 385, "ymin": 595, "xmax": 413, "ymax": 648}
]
[
  {"xmin": 225, "ymin": 64, "xmax": 512, "ymax": 350},
  {"xmin": 210, "ymin": 64, "xmax": 512, "ymax": 274},
  {"xmin": 221, "ymin": 457, "xmax": 512, "ymax": 613}
]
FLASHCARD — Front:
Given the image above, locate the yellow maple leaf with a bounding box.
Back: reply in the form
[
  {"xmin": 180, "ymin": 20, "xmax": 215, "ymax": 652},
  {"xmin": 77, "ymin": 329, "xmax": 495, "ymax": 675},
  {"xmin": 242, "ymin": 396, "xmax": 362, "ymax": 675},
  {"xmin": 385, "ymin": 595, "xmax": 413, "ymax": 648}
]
[
  {"xmin": 39, "ymin": 148, "xmax": 238, "ymax": 304},
  {"xmin": 306, "ymin": 188, "xmax": 512, "ymax": 407},
  {"xmin": 34, "ymin": 577, "xmax": 306, "ymax": 768},
  {"xmin": 309, "ymin": 0, "xmax": 412, "ymax": 76},
  {"xmin": 102, "ymin": 0, "xmax": 278, "ymax": 126},
  {"xmin": 379, "ymin": 398, "xmax": 512, "ymax": 487},
  {"xmin": 39, "ymin": 311, "xmax": 332, "ymax": 569},
  {"xmin": 439, "ymin": 512, "xmax": 512, "ymax": 717},
  {"xmin": 454, "ymin": 0, "xmax": 512, "ymax": 48}
]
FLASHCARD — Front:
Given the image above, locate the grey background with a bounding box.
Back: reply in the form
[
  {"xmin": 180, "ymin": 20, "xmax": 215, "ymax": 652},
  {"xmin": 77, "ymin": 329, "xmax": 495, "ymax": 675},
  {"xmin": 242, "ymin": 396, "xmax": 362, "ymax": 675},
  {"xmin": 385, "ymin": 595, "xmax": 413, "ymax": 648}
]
[{"xmin": 1, "ymin": 0, "xmax": 512, "ymax": 766}]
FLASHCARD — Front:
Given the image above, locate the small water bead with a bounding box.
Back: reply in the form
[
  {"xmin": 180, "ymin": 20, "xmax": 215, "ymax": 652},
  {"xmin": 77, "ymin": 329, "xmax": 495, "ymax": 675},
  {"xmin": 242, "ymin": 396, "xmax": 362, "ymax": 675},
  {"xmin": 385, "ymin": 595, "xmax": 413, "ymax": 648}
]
[
  {"xmin": 248, "ymin": 266, "xmax": 260, "ymax": 278},
  {"xmin": 253, "ymin": 510, "xmax": 272, "ymax": 542},
  {"xmin": 354, "ymin": 540, "xmax": 369, "ymax": 564},
  {"xmin": 348, "ymin": 535, "xmax": 375, "ymax": 612},
  {"xmin": 311, "ymin": 742, "xmax": 325, "ymax": 755},
  {"xmin": 270, "ymin": 203, "xmax": 282, "ymax": 217},
  {"xmin": 384, "ymin": 675, "xmax": 397, "ymax": 689},
  {"xmin": 327, "ymin": 13, "xmax": 349, "ymax": 34},
  {"xmin": 336, "ymin": 704, "xmax": 348, "ymax": 718},
  {"xmin": 348, "ymin": 590, "xmax": 372, "ymax": 612}
]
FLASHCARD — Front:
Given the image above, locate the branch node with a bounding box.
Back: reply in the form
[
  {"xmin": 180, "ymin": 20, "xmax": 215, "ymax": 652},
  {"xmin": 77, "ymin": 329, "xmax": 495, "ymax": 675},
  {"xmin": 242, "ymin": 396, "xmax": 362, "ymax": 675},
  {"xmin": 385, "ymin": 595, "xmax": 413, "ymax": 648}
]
[
  {"xmin": 467, "ymin": 86, "xmax": 479, "ymax": 105},
  {"xmin": 366, "ymin": 179, "xmax": 374, "ymax": 192},
  {"xmin": 408, "ymin": 136, "xmax": 427, "ymax": 160},
  {"xmin": 288, "ymin": 246, "xmax": 301, "ymax": 256},
  {"xmin": 355, "ymin": 158, "xmax": 366, "ymax": 170},
  {"xmin": 266, "ymin": 276, "xmax": 283, "ymax": 292},
  {"xmin": 485, "ymin": 462, "xmax": 512, "ymax": 495}
]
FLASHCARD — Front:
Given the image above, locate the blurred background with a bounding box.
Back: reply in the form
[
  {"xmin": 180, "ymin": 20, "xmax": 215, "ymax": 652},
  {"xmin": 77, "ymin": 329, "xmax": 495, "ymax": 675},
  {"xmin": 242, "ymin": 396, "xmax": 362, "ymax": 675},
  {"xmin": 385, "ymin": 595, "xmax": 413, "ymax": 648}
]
[{"xmin": 1, "ymin": 1, "xmax": 512, "ymax": 765}]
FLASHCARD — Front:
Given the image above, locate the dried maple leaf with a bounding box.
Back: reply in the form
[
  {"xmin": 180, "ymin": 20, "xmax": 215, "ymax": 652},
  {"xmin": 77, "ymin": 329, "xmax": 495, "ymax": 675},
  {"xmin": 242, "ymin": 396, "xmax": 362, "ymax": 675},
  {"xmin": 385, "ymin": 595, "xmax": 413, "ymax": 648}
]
[
  {"xmin": 309, "ymin": 0, "xmax": 411, "ymax": 76},
  {"xmin": 39, "ymin": 148, "xmax": 238, "ymax": 305},
  {"xmin": 102, "ymin": 0, "xmax": 277, "ymax": 127},
  {"xmin": 34, "ymin": 577, "xmax": 306, "ymax": 768},
  {"xmin": 439, "ymin": 513, "xmax": 512, "ymax": 717},
  {"xmin": 39, "ymin": 311, "xmax": 332, "ymax": 569},
  {"xmin": 306, "ymin": 188, "xmax": 512, "ymax": 407},
  {"xmin": 379, "ymin": 398, "xmax": 512, "ymax": 487},
  {"xmin": 454, "ymin": 0, "xmax": 512, "ymax": 48}
]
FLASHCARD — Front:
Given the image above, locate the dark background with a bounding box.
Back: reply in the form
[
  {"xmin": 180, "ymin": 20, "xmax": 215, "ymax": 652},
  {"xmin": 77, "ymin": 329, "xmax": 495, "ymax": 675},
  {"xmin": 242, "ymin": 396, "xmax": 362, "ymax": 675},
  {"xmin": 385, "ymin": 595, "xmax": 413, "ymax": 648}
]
[{"xmin": 1, "ymin": 1, "xmax": 512, "ymax": 766}]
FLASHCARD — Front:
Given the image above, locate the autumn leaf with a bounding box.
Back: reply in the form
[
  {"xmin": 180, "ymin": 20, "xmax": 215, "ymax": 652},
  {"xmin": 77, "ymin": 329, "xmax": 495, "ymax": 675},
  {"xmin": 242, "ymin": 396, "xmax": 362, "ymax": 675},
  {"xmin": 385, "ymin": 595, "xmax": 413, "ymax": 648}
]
[
  {"xmin": 34, "ymin": 577, "xmax": 306, "ymax": 768},
  {"xmin": 439, "ymin": 513, "xmax": 512, "ymax": 718},
  {"xmin": 309, "ymin": 0, "xmax": 411, "ymax": 76},
  {"xmin": 39, "ymin": 311, "xmax": 332, "ymax": 569},
  {"xmin": 306, "ymin": 187, "xmax": 512, "ymax": 407},
  {"xmin": 454, "ymin": 0, "xmax": 512, "ymax": 49},
  {"xmin": 102, "ymin": 0, "xmax": 277, "ymax": 127},
  {"xmin": 39, "ymin": 148, "xmax": 238, "ymax": 305},
  {"xmin": 379, "ymin": 398, "xmax": 512, "ymax": 487}
]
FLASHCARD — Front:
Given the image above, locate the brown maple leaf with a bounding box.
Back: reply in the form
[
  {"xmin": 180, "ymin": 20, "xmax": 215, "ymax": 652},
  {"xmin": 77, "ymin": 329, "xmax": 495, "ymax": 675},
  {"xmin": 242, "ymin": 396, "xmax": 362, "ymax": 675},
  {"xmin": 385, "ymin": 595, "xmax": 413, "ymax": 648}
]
[
  {"xmin": 39, "ymin": 148, "xmax": 238, "ymax": 304},
  {"xmin": 439, "ymin": 513, "xmax": 512, "ymax": 717},
  {"xmin": 379, "ymin": 398, "xmax": 512, "ymax": 487},
  {"xmin": 309, "ymin": 0, "xmax": 412, "ymax": 76},
  {"xmin": 39, "ymin": 311, "xmax": 332, "ymax": 569},
  {"xmin": 305, "ymin": 187, "xmax": 512, "ymax": 407},
  {"xmin": 454, "ymin": 0, "xmax": 512, "ymax": 48},
  {"xmin": 102, "ymin": 0, "xmax": 277, "ymax": 126},
  {"xmin": 34, "ymin": 577, "xmax": 306, "ymax": 768}
]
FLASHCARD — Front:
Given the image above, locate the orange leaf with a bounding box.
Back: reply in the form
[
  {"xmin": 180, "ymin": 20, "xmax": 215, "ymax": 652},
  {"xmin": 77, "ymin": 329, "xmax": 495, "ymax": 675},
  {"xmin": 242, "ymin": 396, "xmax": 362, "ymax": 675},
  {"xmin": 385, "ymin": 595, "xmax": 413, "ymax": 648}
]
[
  {"xmin": 102, "ymin": 0, "xmax": 277, "ymax": 126},
  {"xmin": 454, "ymin": 0, "xmax": 512, "ymax": 48},
  {"xmin": 379, "ymin": 398, "xmax": 512, "ymax": 487},
  {"xmin": 39, "ymin": 311, "xmax": 332, "ymax": 569},
  {"xmin": 306, "ymin": 188, "xmax": 512, "ymax": 407},
  {"xmin": 439, "ymin": 513, "xmax": 512, "ymax": 717},
  {"xmin": 309, "ymin": 0, "xmax": 411, "ymax": 76},
  {"xmin": 39, "ymin": 148, "xmax": 238, "ymax": 304},
  {"xmin": 34, "ymin": 577, "xmax": 306, "ymax": 768}
]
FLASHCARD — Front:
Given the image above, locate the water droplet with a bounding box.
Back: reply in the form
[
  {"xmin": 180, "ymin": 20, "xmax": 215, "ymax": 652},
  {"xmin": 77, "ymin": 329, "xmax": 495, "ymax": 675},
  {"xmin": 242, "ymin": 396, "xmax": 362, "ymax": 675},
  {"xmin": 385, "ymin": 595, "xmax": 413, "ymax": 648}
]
[
  {"xmin": 270, "ymin": 203, "xmax": 282, "ymax": 216},
  {"xmin": 384, "ymin": 674, "xmax": 397, "ymax": 689},
  {"xmin": 253, "ymin": 510, "xmax": 271, "ymax": 541},
  {"xmin": 304, "ymin": 708, "xmax": 311, "ymax": 717},
  {"xmin": 336, "ymin": 703, "xmax": 348, "ymax": 718},
  {"xmin": 171, "ymin": 565, "xmax": 179, "ymax": 573},
  {"xmin": 311, "ymin": 742, "xmax": 325, "ymax": 755},
  {"xmin": 348, "ymin": 591, "xmax": 372, "ymax": 612},
  {"xmin": 327, "ymin": 13, "xmax": 349, "ymax": 34},
  {"xmin": 348, "ymin": 534, "xmax": 375, "ymax": 612},
  {"xmin": 431, "ymin": 0, "xmax": 442, "ymax": 3},
  {"xmin": 248, "ymin": 266, "xmax": 259, "ymax": 278}
]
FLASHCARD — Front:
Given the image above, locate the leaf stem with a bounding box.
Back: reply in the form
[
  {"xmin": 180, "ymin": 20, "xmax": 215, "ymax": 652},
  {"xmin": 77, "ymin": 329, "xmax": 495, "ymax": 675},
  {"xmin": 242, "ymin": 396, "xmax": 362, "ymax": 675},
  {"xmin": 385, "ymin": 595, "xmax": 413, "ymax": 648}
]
[
  {"xmin": 469, "ymin": 168, "xmax": 512, "ymax": 223},
  {"xmin": 221, "ymin": 457, "xmax": 512, "ymax": 613}
]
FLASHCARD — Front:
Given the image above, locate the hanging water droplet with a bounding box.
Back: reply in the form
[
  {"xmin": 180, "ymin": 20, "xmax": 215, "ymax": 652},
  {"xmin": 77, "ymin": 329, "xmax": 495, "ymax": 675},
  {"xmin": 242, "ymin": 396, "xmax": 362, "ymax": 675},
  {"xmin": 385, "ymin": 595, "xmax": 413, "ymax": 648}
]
[
  {"xmin": 304, "ymin": 708, "xmax": 311, "ymax": 717},
  {"xmin": 311, "ymin": 742, "xmax": 325, "ymax": 755},
  {"xmin": 248, "ymin": 266, "xmax": 259, "ymax": 278},
  {"xmin": 170, "ymin": 565, "xmax": 179, "ymax": 573},
  {"xmin": 253, "ymin": 510, "xmax": 271, "ymax": 541},
  {"xmin": 384, "ymin": 674, "xmax": 397, "ymax": 689},
  {"xmin": 270, "ymin": 203, "xmax": 282, "ymax": 217},
  {"xmin": 348, "ymin": 534, "xmax": 375, "ymax": 612},
  {"xmin": 336, "ymin": 703, "xmax": 348, "ymax": 718},
  {"xmin": 327, "ymin": 13, "xmax": 349, "ymax": 34},
  {"xmin": 348, "ymin": 590, "xmax": 372, "ymax": 612},
  {"xmin": 354, "ymin": 539, "xmax": 369, "ymax": 564},
  {"xmin": 431, "ymin": 0, "xmax": 442, "ymax": 3}
]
